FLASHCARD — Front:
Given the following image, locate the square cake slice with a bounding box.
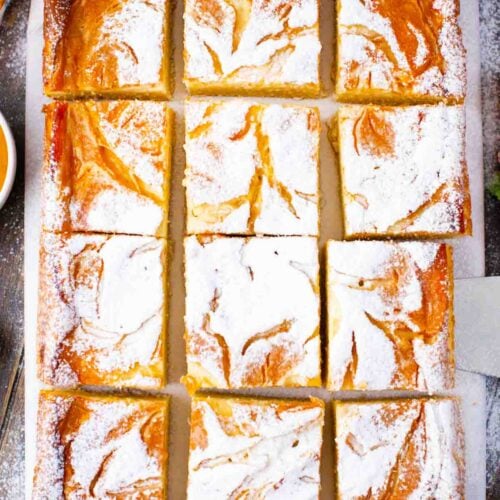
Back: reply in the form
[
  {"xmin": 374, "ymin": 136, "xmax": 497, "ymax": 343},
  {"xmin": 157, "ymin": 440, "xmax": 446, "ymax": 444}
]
[
  {"xmin": 335, "ymin": 0, "xmax": 466, "ymax": 104},
  {"xmin": 188, "ymin": 395, "xmax": 324, "ymax": 499},
  {"xmin": 43, "ymin": 0, "xmax": 172, "ymax": 99},
  {"xmin": 42, "ymin": 101, "xmax": 173, "ymax": 238},
  {"xmin": 184, "ymin": 100, "xmax": 320, "ymax": 236},
  {"xmin": 33, "ymin": 390, "xmax": 169, "ymax": 500},
  {"xmin": 333, "ymin": 398, "xmax": 465, "ymax": 499},
  {"xmin": 336, "ymin": 104, "xmax": 472, "ymax": 239},
  {"xmin": 184, "ymin": 0, "xmax": 321, "ymax": 97},
  {"xmin": 327, "ymin": 241, "xmax": 454, "ymax": 392},
  {"xmin": 38, "ymin": 232, "xmax": 167, "ymax": 389},
  {"xmin": 184, "ymin": 236, "xmax": 321, "ymax": 390}
]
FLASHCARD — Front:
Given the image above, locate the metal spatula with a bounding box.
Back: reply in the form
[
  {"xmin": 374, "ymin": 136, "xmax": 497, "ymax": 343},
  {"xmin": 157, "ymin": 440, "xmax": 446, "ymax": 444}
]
[{"xmin": 455, "ymin": 276, "xmax": 500, "ymax": 377}]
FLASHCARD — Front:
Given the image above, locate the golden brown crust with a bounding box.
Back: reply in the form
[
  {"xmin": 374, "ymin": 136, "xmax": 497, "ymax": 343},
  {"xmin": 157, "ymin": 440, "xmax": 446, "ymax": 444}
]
[
  {"xmin": 335, "ymin": 0, "xmax": 466, "ymax": 104},
  {"xmin": 33, "ymin": 390, "xmax": 169, "ymax": 500},
  {"xmin": 327, "ymin": 241, "xmax": 455, "ymax": 391},
  {"xmin": 188, "ymin": 395, "xmax": 325, "ymax": 498},
  {"xmin": 333, "ymin": 397, "xmax": 465, "ymax": 499},
  {"xmin": 184, "ymin": 100, "xmax": 320, "ymax": 236},
  {"xmin": 43, "ymin": 0, "xmax": 171, "ymax": 98},
  {"xmin": 183, "ymin": 0, "xmax": 321, "ymax": 97},
  {"xmin": 183, "ymin": 236, "xmax": 321, "ymax": 391},
  {"xmin": 42, "ymin": 100, "xmax": 173, "ymax": 237},
  {"xmin": 37, "ymin": 232, "xmax": 167, "ymax": 389},
  {"xmin": 335, "ymin": 105, "xmax": 472, "ymax": 239}
]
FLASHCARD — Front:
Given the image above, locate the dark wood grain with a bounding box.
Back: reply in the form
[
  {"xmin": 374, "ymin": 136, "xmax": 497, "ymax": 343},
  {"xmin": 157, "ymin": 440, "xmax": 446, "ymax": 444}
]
[
  {"xmin": 0, "ymin": 0, "xmax": 28, "ymax": 497},
  {"xmin": 0, "ymin": 358, "xmax": 23, "ymax": 498},
  {"xmin": 480, "ymin": 1, "xmax": 500, "ymax": 497},
  {"xmin": 0, "ymin": 0, "xmax": 498, "ymax": 498},
  {"xmin": 481, "ymin": 0, "xmax": 500, "ymax": 279},
  {"xmin": 0, "ymin": 0, "xmax": 27, "ymax": 440}
]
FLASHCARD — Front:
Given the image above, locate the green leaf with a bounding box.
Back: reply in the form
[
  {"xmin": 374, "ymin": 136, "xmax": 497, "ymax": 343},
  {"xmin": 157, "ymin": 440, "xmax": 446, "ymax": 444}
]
[{"xmin": 488, "ymin": 173, "xmax": 500, "ymax": 201}]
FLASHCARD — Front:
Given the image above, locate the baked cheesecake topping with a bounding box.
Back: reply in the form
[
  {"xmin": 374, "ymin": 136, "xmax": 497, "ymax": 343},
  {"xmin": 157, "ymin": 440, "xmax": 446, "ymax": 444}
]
[
  {"xmin": 338, "ymin": 104, "xmax": 471, "ymax": 237},
  {"xmin": 188, "ymin": 397, "xmax": 324, "ymax": 499},
  {"xmin": 38, "ymin": 232, "xmax": 166, "ymax": 388},
  {"xmin": 184, "ymin": 0, "xmax": 320, "ymax": 87},
  {"xmin": 44, "ymin": 0, "xmax": 167, "ymax": 92},
  {"xmin": 327, "ymin": 241, "xmax": 454, "ymax": 391},
  {"xmin": 34, "ymin": 392, "xmax": 167, "ymax": 499},
  {"xmin": 335, "ymin": 398, "xmax": 465, "ymax": 499},
  {"xmin": 337, "ymin": 0, "xmax": 466, "ymax": 101},
  {"xmin": 42, "ymin": 101, "xmax": 171, "ymax": 236},
  {"xmin": 184, "ymin": 100, "xmax": 319, "ymax": 235},
  {"xmin": 184, "ymin": 236, "xmax": 320, "ymax": 390}
]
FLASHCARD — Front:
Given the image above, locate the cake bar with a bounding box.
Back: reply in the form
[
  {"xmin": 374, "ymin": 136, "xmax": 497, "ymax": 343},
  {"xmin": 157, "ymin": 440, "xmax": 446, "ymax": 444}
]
[
  {"xmin": 335, "ymin": 0, "xmax": 466, "ymax": 104},
  {"xmin": 42, "ymin": 101, "xmax": 173, "ymax": 237},
  {"xmin": 335, "ymin": 104, "xmax": 472, "ymax": 239},
  {"xmin": 38, "ymin": 232, "xmax": 167, "ymax": 389},
  {"xmin": 184, "ymin": 235, "xmax": 321, "ymax": 390},
  {"xmin": 184, "ymin": 0, "xmax": 321, "ymax": 97},
  {"xmin": 33, "ymin": 390, "xmax": 169, "ymax": 499},
  {"xmin": 327, "ymin": 240, "xmax": 454, "ymax": 392},
  {"xmin": 188, "ymin": 394, "xmax": 324, "ymax": 499},
  {"xmin": 184, "ymin": 100, "xmax": 320, "ymax": 236},
  {"xmin": 333, "ymin": 397, "xmax": 465, "ymax": 499},
  {"xmin": 43, "ymin": 0, "xmax": 172, "ymax": 98}
]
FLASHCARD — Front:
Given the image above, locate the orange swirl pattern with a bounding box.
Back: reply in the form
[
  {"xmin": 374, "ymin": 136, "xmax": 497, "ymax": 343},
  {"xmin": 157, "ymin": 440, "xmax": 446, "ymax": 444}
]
[
  {"xmin": 43, "ymin": 0, "xmax": 169, "ymax": 97},
  {"xmin": 188, "ymin": 396, "xmax": 324, "ymax": 498},
  {"xmin": 184, "ymin": 0, "xmax": 321, "ymax": 96},
  {"xmin": 33, "ymin": 391, "xmax": 168, "ymax": 499},
  {"xmin": 184, "ymin": 236, "xmax": 321, "ymax": 391},
  {"xmin": 42, "ymin": 100, "xmax": 171, "ymax": 236},
  {"xmin": 185, "ymin": 101, "xmax": 319, "ymax": 235},
  {"xmin": 330, "ymin": 243, "xmax": 453, "ymax": 391},
  {"xmin": 37, "ymin": 232, "xmax": 166, "ymax": 389},
  {"xmin": 337, "ymin": 105, "xmax": 472, "ymax": 238},
  {"xmin": 335, "ymin": 399, "xmax": 465, "ymax": 499},
  {"xmin": 337, "ymin": 0, "xmax": 466, "ymax": 103}
]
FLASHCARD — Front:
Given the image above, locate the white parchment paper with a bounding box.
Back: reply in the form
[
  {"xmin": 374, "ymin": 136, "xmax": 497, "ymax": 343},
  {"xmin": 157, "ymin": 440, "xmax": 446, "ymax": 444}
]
[{"xmin": 25, "ymin": 0, "xmax": 487, "ymax": 497}]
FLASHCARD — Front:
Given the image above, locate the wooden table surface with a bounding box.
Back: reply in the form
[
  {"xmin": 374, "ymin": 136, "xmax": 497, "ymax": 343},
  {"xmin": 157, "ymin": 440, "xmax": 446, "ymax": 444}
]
[{"xmin": 0, "ymin": 0, "xmax": 498, "ymax": 497}]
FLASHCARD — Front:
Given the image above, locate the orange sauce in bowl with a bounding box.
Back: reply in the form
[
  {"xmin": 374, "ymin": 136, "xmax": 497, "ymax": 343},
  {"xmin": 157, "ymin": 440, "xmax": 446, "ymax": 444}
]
[{"xmin": 0, "ymin": 125, "xmax": 8, "ymax": 191}]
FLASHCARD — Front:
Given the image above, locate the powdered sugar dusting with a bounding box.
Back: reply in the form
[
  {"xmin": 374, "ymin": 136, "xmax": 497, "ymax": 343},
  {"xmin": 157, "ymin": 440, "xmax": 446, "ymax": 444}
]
[
  {"xmin": 99, "ymin": 0, "xmax": 165, "ymax": 86},
  {"xmin": 184, "ymin": 100, "xmax": 319, "ymax": 236},
  {"xmin": 44, "ymin": 0, "xmax": 168, "ymax": 93},
  {"xmin": 33, "ymin": 392, "xmax": 168, "ymax": 499},
  {"xmin": 42, "ymin": 101, "xmax": 171, "ymax": 237},
  {"xmin": 184, "ymin": 0, "xmax": 320, "ymax": 87},
  {"xmin": 336, "ymin": 0, "xmax": 466, "ymax": 101},
  {"xmin": 184, "ymin": 236, "xmax": 320, "ymax": 389},
  {"xmin": 327, "ymin": 240, "xmax": 454, "ymax": 391},
  {"xmin": 38, "ymin": 232, "xmax": 166, "ymax": 389},
  {"xmin": 97, "ymin": 101, "xmax": 170, "ymax": 190},
  {"xmin": 188, "ymin": 396, "xmax": 324, "ymax": 499},
  {"xmin": 338, "ymin": 104, "xmax": 471, "ymax": 237},
  {"xmin": 335, "ymin": 398, "xmax": 465, "ymax": 498},
  {"xmin": 32, "ymin": 394, "xmax": 72, "ymax": 499}
]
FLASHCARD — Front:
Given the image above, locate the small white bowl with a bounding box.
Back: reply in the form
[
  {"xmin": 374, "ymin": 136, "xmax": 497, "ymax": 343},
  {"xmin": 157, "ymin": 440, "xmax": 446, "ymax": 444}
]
[{"xmin": 0, "ymin": 111, "xmax": 17, "ymax": 210}]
